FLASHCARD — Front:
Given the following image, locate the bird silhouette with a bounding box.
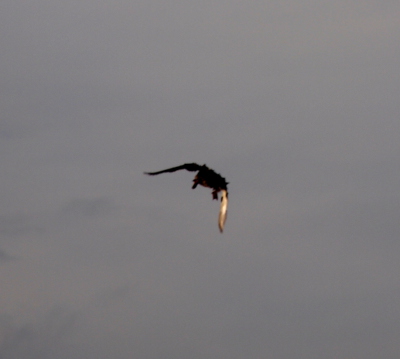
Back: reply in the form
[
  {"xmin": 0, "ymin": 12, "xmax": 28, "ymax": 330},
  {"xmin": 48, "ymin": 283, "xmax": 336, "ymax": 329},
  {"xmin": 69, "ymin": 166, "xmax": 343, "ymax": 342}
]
[{"xmin": 144, "ymin": 163, "xmax": 228, "ymax": 232}]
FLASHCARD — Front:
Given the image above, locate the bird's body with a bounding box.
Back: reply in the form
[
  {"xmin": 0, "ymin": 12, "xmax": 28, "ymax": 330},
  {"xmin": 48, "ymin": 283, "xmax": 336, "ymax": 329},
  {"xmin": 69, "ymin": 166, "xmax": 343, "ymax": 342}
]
[{"xmin": 144, "ymin": 163, "xmax": 229, "ymax": 232}]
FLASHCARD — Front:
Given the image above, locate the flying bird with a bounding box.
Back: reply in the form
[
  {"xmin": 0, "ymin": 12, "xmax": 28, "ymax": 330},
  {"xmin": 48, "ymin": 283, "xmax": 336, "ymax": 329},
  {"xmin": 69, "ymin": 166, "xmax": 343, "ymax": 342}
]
[{"xmin": 144, "ymin": 163, "xmax": 229, "ymax": 232}]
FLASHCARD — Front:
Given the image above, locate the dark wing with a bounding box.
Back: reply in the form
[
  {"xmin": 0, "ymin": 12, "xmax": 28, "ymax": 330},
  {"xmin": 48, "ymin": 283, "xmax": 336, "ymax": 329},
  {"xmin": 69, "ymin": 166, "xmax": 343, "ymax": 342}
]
[{"xmin": 144, "ymin": 163, "xmax": 202, "ymax": 176}]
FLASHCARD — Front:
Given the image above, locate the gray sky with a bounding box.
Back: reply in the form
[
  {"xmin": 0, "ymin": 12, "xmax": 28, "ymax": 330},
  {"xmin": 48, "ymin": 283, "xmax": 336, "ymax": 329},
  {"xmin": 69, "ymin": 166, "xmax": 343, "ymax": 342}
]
[{"xmin": 1, "ymin": 1, "xmax": 400, "ymax": 358}]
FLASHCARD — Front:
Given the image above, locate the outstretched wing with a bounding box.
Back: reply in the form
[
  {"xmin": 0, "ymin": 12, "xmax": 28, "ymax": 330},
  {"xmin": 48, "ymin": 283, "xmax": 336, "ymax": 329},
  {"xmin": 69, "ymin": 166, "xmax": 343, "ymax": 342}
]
[
  {"xmin": 218, "ymin": 189, "xmax": 228, "ymax": 233},
  {"xmin": 144, "ymin": 163, "xmax": 201, "ymax": 176}
]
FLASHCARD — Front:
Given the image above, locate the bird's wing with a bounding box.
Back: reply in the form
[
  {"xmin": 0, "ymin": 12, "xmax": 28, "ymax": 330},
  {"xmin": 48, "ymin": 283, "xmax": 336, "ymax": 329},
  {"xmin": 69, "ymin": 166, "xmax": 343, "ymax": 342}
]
[
  {"xmin": 218, "ymin": 189, "xmax": 228, "ymax": 233},
  {"xmin": 144, "ymin": 163, "xmax": 201, "ymax": 176}
]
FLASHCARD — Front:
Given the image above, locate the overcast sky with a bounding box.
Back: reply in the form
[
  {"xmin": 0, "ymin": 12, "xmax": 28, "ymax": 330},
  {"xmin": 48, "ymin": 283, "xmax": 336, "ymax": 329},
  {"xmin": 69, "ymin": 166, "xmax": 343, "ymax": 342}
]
[{"xmin": 1, "ymin": 1, "xmax": 400, "ymax": 358}]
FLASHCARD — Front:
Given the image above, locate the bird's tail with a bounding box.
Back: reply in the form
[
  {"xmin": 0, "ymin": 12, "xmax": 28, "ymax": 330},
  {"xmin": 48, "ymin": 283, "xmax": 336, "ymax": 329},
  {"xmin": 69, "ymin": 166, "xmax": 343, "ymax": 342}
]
[{"xmin": 218, "ymin": 190, "xmax": 228, "ymax": 233}]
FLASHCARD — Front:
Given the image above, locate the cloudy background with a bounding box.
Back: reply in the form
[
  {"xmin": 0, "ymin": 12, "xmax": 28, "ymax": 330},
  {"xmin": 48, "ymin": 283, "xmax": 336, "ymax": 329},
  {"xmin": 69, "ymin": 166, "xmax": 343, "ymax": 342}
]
[{"xmin": 1, "ymin": 1, "xmax": 400, "ymax": 358}]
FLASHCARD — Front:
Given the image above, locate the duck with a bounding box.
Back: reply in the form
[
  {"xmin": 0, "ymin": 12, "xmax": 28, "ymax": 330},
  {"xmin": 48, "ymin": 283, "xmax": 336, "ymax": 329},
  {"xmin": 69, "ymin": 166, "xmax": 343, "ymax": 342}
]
[{"xmin": 144, "ymin": 163, "xmax": 228, "ymax": 232}]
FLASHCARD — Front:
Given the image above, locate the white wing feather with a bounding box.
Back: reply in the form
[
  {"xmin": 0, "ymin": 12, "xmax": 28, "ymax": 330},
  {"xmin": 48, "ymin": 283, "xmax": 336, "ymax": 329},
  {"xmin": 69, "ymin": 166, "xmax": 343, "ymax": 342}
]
[{"xmin": 218, "ymin": 190, "xmax": 228, "ymax": 233}]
